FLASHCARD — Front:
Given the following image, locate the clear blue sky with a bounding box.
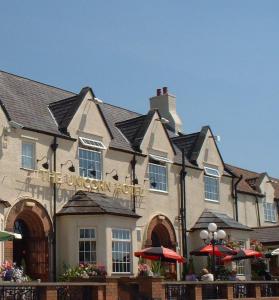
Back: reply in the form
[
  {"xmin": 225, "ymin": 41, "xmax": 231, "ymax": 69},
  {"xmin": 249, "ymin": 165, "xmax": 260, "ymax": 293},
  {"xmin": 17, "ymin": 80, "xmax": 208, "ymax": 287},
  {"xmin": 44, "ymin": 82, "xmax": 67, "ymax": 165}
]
[{"xmin": 1, "ymin": 1, "xmax": 279, "ymax": 177}]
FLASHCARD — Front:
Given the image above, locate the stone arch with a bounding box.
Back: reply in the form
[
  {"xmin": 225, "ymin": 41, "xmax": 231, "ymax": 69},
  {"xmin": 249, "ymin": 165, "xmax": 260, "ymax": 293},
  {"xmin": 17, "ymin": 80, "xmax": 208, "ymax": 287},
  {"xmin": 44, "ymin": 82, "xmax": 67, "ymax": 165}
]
[
  {"xmin": 5, "ymin": 199, "xmax": 52, "ymax": 235},
  {"xmin": 5, "ymin": 199, "xmax": 52, "ymax": 281},
  {"xmin": 145, "ymin": 214, "xmax": 177, "ymax": 249}
]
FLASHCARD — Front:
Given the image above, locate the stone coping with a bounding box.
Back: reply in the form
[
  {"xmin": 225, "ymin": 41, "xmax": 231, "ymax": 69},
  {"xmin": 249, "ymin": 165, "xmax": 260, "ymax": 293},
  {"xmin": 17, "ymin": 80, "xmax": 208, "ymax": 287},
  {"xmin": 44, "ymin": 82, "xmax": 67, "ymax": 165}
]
[
  {"xmin": 163, "ymin": 280, "xmax": 279, "ymax": 285},
  {"xmin": 0, "ymin": 282, "xmax": 107, "ymax": 286}
]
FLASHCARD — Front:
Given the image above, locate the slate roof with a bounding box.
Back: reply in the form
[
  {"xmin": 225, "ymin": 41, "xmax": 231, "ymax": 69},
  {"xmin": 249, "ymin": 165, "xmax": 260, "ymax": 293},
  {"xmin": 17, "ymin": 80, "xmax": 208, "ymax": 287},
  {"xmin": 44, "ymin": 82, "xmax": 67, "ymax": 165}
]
[
  {"xmin": 0, "ymin": 70, "xmax": 218, "ymax": 168},
  {"xmin": 0, "ymin": 70, "xmax": 74, "ymax": 137},
  {"xmin": 250, "ymin": 226, "xmax": 279, "ymax": 244},
  {"xmin": 225, "ymin": 164, "xmax": 265, "ymax": 197},
  {"xmin": 57, "ymin": 190, "xmax": 140, "ymax": 218},
  {"xmin": 191, "ymin": 209, "xmax": 252, "ymax": 231},
  {"xmin": 171, "ymin": 132, "xmax": 200, "ymax": 163},
  {"xmin": 115, "ymin": 110, "xmax": 155, "ymax": 151}
]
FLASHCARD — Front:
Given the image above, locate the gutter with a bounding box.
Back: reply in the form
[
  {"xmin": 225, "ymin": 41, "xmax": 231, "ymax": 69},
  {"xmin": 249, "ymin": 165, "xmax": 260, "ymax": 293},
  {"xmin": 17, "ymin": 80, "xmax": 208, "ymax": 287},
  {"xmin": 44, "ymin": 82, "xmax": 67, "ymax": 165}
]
[
  {"xmin": 51, "ymin": 137, "xmax": 58, "ymax": 281},
  {"xmin": 180, "ymin": 148, "xmax": 187, "ymax": 279},
  {"xmin": 233, "ymin": 175, "xmax": 243, "ymax": 222},
  {"xmin": 255, "ymin": 196, "xmax": 261, "ymax": 227}
]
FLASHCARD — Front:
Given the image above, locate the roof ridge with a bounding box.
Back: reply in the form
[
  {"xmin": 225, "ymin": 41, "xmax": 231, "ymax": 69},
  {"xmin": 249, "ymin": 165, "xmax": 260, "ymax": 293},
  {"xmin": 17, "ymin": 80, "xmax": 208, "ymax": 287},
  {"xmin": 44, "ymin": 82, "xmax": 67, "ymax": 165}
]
[
  {"xmin": 102, "ymin": 102, "xmax": 142, "ymax": 116},
  {"xmin": 115, "ymin": 114, "xmax": 146, "ymax": 126},
  {"xmin": 0, "ymin": 69, "xmax": 76, "ymax": 95},
  {"xmin": 49, "ymin": 94, "xmax": 79, "ymax": 106},
  {"xmin": 225, "ymin": 163, "xmax": 260, "ymax": 176},
  {"xmin": 172, "ymin": 132, "xmax": 200, "ymax": 140}
]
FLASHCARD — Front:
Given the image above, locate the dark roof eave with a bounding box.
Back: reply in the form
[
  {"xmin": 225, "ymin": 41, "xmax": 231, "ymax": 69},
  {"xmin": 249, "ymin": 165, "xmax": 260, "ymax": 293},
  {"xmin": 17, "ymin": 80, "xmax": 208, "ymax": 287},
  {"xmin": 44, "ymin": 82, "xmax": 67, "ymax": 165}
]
[
  {"xmin": 236, "ymin": 190, "xmax": 264, "ymax": 197},
  {"xmin": 56, "ymin": 211, "xmax": 141, "ymax": 219},
  {"xmin": 23, "ymin": 127, "xmax": 77, "ymax": 141},
  {"xmin": 190, "ymin": 226, "xmax": 252, "ymax": 232}
]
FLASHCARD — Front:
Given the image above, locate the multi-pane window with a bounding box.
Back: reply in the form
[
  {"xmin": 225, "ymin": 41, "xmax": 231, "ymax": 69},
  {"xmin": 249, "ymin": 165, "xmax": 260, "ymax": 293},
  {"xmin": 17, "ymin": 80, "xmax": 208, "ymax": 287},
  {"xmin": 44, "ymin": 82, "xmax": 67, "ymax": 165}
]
[
  {"xmin": 21, "ymin": 142, "xmax": 35, "ymax": 169},
  {"xmin": 236, "ymin": 241, "xmax": 245, "ymax": 275},
  {"xmin": 79, "ymin": 228, "xmax": 96, "ymax": 264},
  {"xmin": 204, "ymin": 167, "xmax": 220, "ymax": 202},
  {"xmin": 264, "ymin": 202, "xmax": 277, "ymax": 223},
  {"xmin": 112, "ymin": 229, "xmax": 131, "ymax": 273},
  {"xmin": 79, "ymin": 148, "xmax": 102, "ymax": 179},
  {"xmin": 149, "ymin": 162, "xmax": 167, "ymax": 192}
]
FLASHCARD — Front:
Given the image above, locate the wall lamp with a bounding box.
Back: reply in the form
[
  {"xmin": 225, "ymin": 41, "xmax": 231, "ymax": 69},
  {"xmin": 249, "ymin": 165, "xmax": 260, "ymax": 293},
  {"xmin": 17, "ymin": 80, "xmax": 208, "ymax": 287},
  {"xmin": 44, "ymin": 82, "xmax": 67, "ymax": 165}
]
[
  {"xmin": 106, "ymin": 169, "xmax": 119, "ymax": 181},
  {"xmin": 61, "ymin": 160, "xmax": 75, "ymax": 173},
  {"xmin": 37, "ymin": 156, "xmax": 49, "ymax": 170},
  {"xmin": 125, "ymin": 176, "xmax": 139, "ymax": 185}
]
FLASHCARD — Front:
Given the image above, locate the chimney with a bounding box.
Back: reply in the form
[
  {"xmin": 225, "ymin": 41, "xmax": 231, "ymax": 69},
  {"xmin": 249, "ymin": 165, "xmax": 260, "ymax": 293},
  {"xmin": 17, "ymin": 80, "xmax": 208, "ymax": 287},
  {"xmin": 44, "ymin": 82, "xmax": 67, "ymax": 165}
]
[{"xmin": 149, "ymin": 87, "xmax": 183, "ymax": 134}]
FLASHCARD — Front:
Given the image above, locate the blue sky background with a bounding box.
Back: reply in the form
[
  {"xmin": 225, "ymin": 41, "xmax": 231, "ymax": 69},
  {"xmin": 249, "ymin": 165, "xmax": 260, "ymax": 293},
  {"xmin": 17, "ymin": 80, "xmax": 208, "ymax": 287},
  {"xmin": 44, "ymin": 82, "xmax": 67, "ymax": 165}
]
[{"xmin": 1, "ymin": 1, "xmax": 279, "ymax": 176}]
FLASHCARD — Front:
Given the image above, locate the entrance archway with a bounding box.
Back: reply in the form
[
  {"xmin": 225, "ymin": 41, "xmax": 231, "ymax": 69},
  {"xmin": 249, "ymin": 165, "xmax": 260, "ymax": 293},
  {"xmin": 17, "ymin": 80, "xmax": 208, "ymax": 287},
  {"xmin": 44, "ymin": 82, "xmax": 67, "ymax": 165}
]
[
  {"xmin": 145, "ymin": 215, "xmax": 177, "ymax": 249},
  {"xmin": 5, "ymin": 199, "xmax": 52, "ymax": 281}
]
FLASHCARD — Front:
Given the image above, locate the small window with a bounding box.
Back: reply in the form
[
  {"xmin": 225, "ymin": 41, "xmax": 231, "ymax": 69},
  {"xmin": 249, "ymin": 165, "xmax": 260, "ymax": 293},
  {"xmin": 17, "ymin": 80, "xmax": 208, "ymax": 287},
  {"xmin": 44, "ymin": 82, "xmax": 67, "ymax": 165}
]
[
  {"xmin": 204, "ymin": 167, "xmax": 219, "ymax": 202},
  {"xmin": 149, "ymin": 162, "xmax": 167, "ymax": 192},
  {"xmin": 79, "ymin": 148, "xmax": 102, "ymax": 179},
  {"xmin": 21, "ymin": 142, "xmax": 35, "ymax": 169},
  {"xmin": 79, "ymin": 137, "xmax": 106, "ymax": 150},
  {"xmin": 79, "ymin": 228, "xmax": 96, "ymax": 264},
  {"xmin": 236, "ymin": 241, "xmax": 245, "ymax": 275},
  {"xmin": 112, "ymin": 229, "xmax": 131, "ymax": 273},
  {"xmin": 264, "ymin": 201, "xmax": 277, "ymax": 223}
]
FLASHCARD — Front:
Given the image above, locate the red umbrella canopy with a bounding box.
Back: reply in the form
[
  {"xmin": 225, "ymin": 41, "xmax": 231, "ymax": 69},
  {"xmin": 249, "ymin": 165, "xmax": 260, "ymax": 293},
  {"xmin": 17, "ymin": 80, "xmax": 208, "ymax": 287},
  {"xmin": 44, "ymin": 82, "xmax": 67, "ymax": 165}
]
[
  {"xmin": 134, "ymin": 246, "xmax": 186, "ymax": 263},
  {"xmin": 223, "ymin": 249, "xmax": 263, "ymax": 262},
  {"xmin": 190, "ymin": 244, "xmax": 237, "ymax": 257}
]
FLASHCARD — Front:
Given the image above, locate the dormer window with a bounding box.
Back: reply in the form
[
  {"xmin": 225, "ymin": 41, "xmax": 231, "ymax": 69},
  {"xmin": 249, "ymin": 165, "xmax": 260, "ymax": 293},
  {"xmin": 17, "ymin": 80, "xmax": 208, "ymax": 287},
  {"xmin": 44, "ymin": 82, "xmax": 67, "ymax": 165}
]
[
  {"xmin": 21, "ymin": 141, "xmax": 35, "ymax": 170},
  {"xmin": 204, "ymin": 166, "xmax": 220, "ymax": 202}
]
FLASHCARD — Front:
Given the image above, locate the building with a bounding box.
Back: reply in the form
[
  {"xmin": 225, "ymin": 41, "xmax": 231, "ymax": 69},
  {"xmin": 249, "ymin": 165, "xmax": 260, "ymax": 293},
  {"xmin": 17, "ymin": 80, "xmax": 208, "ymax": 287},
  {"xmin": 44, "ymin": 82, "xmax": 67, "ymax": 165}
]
[{"xmin": 0, "ymin": 70, "xmax": 278, "ymax": 280}]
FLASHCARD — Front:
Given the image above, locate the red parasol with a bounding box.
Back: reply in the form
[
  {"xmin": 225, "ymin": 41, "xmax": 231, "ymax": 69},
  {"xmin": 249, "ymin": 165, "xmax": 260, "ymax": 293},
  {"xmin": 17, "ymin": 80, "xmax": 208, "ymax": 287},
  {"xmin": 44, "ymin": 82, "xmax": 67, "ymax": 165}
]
[
  {"xmin": 223, "ymin": 249, "xmax": 263, "ymax": 262},
  {"xmin": 134, "ymin": 246, "xmax": 186, "ymax": 263},
  {"xmin": 190, "ymin": 244, "xmax": 237, "ymax": 257}
]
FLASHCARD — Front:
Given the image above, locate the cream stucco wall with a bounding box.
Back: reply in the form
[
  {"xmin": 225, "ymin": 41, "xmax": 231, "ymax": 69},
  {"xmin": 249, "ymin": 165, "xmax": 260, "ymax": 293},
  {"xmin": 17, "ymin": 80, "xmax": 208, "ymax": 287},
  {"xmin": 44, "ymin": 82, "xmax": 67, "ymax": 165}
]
[{"xmin": 57, "ymin": 214, "xmax": 137, "ymax": 276}]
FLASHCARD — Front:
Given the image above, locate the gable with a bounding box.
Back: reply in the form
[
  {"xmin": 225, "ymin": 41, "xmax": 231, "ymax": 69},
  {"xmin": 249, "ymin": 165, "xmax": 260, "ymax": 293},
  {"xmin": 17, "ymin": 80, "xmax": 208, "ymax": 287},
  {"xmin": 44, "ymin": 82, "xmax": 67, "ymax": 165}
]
[
  {"xmin": 140, "ymin": 111, "xmax": 175, "ymax": 157},
  {"xmin": 196, "ymin": 128, "xmax": 224, "ymax": 172},
  {"xmin": 67, "ymin": 90, "xmax": 112, "ymax": 145}
]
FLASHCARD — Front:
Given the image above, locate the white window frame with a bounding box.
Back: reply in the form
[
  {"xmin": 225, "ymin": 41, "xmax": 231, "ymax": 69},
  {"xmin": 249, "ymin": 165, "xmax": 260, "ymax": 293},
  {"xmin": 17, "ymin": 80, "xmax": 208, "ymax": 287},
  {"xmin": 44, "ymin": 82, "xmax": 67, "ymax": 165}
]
[
  {"xmin": 78, "ymin": 227, "xmax": 97, "ymax": 265},
  {"xmin": 111, "ymin": 228, "xmax": 131, "ymax": 274},
  {"xmin": 149, "ymin": 154, "xmax": 172, "ymax": 164},
  {"xmin": 78, "ymin": 147, "xmax": 103, "ymax": 180},
  {"xmin": 79, "ymin": 137, "xmax": 106, "ymax": 150},
  {"xmin": 263, "ymin": 201, "xmax": 277, "ymax": 223},
  {"xmin": 148, "ymin": 162, "xmax": 168, "ymax": 192},
  {"xmin": 21, "ymin": 141, "xmax": 35, "ymax": 170},
  {"xmin": 236, "ymin": 241, "xmax": 245, "ymax": 275},
  {"xmin": 204, "ymin": 166, "xmax": 220, "ymax": 202}
]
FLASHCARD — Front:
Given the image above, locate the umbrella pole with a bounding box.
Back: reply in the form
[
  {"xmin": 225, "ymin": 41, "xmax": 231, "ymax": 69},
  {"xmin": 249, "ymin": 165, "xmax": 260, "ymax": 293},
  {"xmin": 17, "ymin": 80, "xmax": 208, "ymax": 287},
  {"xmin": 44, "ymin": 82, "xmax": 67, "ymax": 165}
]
[{"xmin": 212, "ymin": 243, "xmax": 215, "ymax": 280}]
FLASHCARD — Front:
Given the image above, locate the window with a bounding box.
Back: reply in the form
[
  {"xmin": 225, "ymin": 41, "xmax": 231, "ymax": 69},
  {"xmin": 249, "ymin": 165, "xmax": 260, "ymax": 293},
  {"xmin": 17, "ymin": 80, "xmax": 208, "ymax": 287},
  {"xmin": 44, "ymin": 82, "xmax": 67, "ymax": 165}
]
[
  {"xmin": 79, "ymin": 228, "xmax": 96, "ymax": 264},
  {"xmin": 236, "ymin": 241, "xmax": 245, "ymax": 275},
  {"xmin": 264, "ymin": 201, "xmax": 277, "ymax": 223},
  {"xmin": 79, "ymin": 137, "xmax": 106, "ymax": 150},
  {"xmin": 204, "ymin": 167, "xmax": 220, "ymax": 202},
  {"xmin": 79, "ymin": 148, "xmax": 102, "ymax": 179},
  {"xmin": 112, "ymin": 229, "xmax": 131, "ymax": 273},
  {"xmin": 21, "ymin": 142, "xmax": 35, "ymax": 169},
  {"xmin": 149, "ymin": 162, "xmax": 167, "ymax": 192}
]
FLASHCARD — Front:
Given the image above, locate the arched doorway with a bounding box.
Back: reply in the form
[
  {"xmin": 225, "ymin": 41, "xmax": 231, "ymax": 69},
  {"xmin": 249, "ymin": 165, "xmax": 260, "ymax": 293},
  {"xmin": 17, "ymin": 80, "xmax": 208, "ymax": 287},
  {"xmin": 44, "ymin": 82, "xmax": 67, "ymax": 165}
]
[
  {"xmin": 145, "ymin": 215, "xmax": 177, "ymax": 249},
  {"xmin": 145, "ymin": 215, "xmax": 178, "ymax": 278},
  {"xmin": 5, "ymin": 199, "xmax": 52, "ymax": 281}
]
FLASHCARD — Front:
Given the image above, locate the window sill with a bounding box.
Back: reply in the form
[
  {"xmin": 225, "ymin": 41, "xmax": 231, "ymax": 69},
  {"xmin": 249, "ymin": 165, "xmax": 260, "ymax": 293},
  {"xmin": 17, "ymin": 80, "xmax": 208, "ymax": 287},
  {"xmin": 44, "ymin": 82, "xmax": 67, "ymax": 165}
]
[
  {"xmin": 205, "ymin": 198, "xmax": 219, "ymax": 203},
  {"xmin": 20, "ymin": 167, "xmax": 36, "ymax": 172},
  {"xmin": 264, "ymin": 220, "xmax": 277, "ymax": 224},
  {"xmin": 149, "ymin": 189, "xmax": 168, "ymax": 194}
]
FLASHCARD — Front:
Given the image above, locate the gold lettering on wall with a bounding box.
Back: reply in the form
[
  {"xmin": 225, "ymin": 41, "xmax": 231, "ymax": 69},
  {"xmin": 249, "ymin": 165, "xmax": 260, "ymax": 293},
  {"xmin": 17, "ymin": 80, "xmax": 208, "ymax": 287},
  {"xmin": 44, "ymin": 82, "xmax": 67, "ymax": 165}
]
[{"xmin": 31, "ymin": 169, "xmax": 145, "ymax": 197}]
